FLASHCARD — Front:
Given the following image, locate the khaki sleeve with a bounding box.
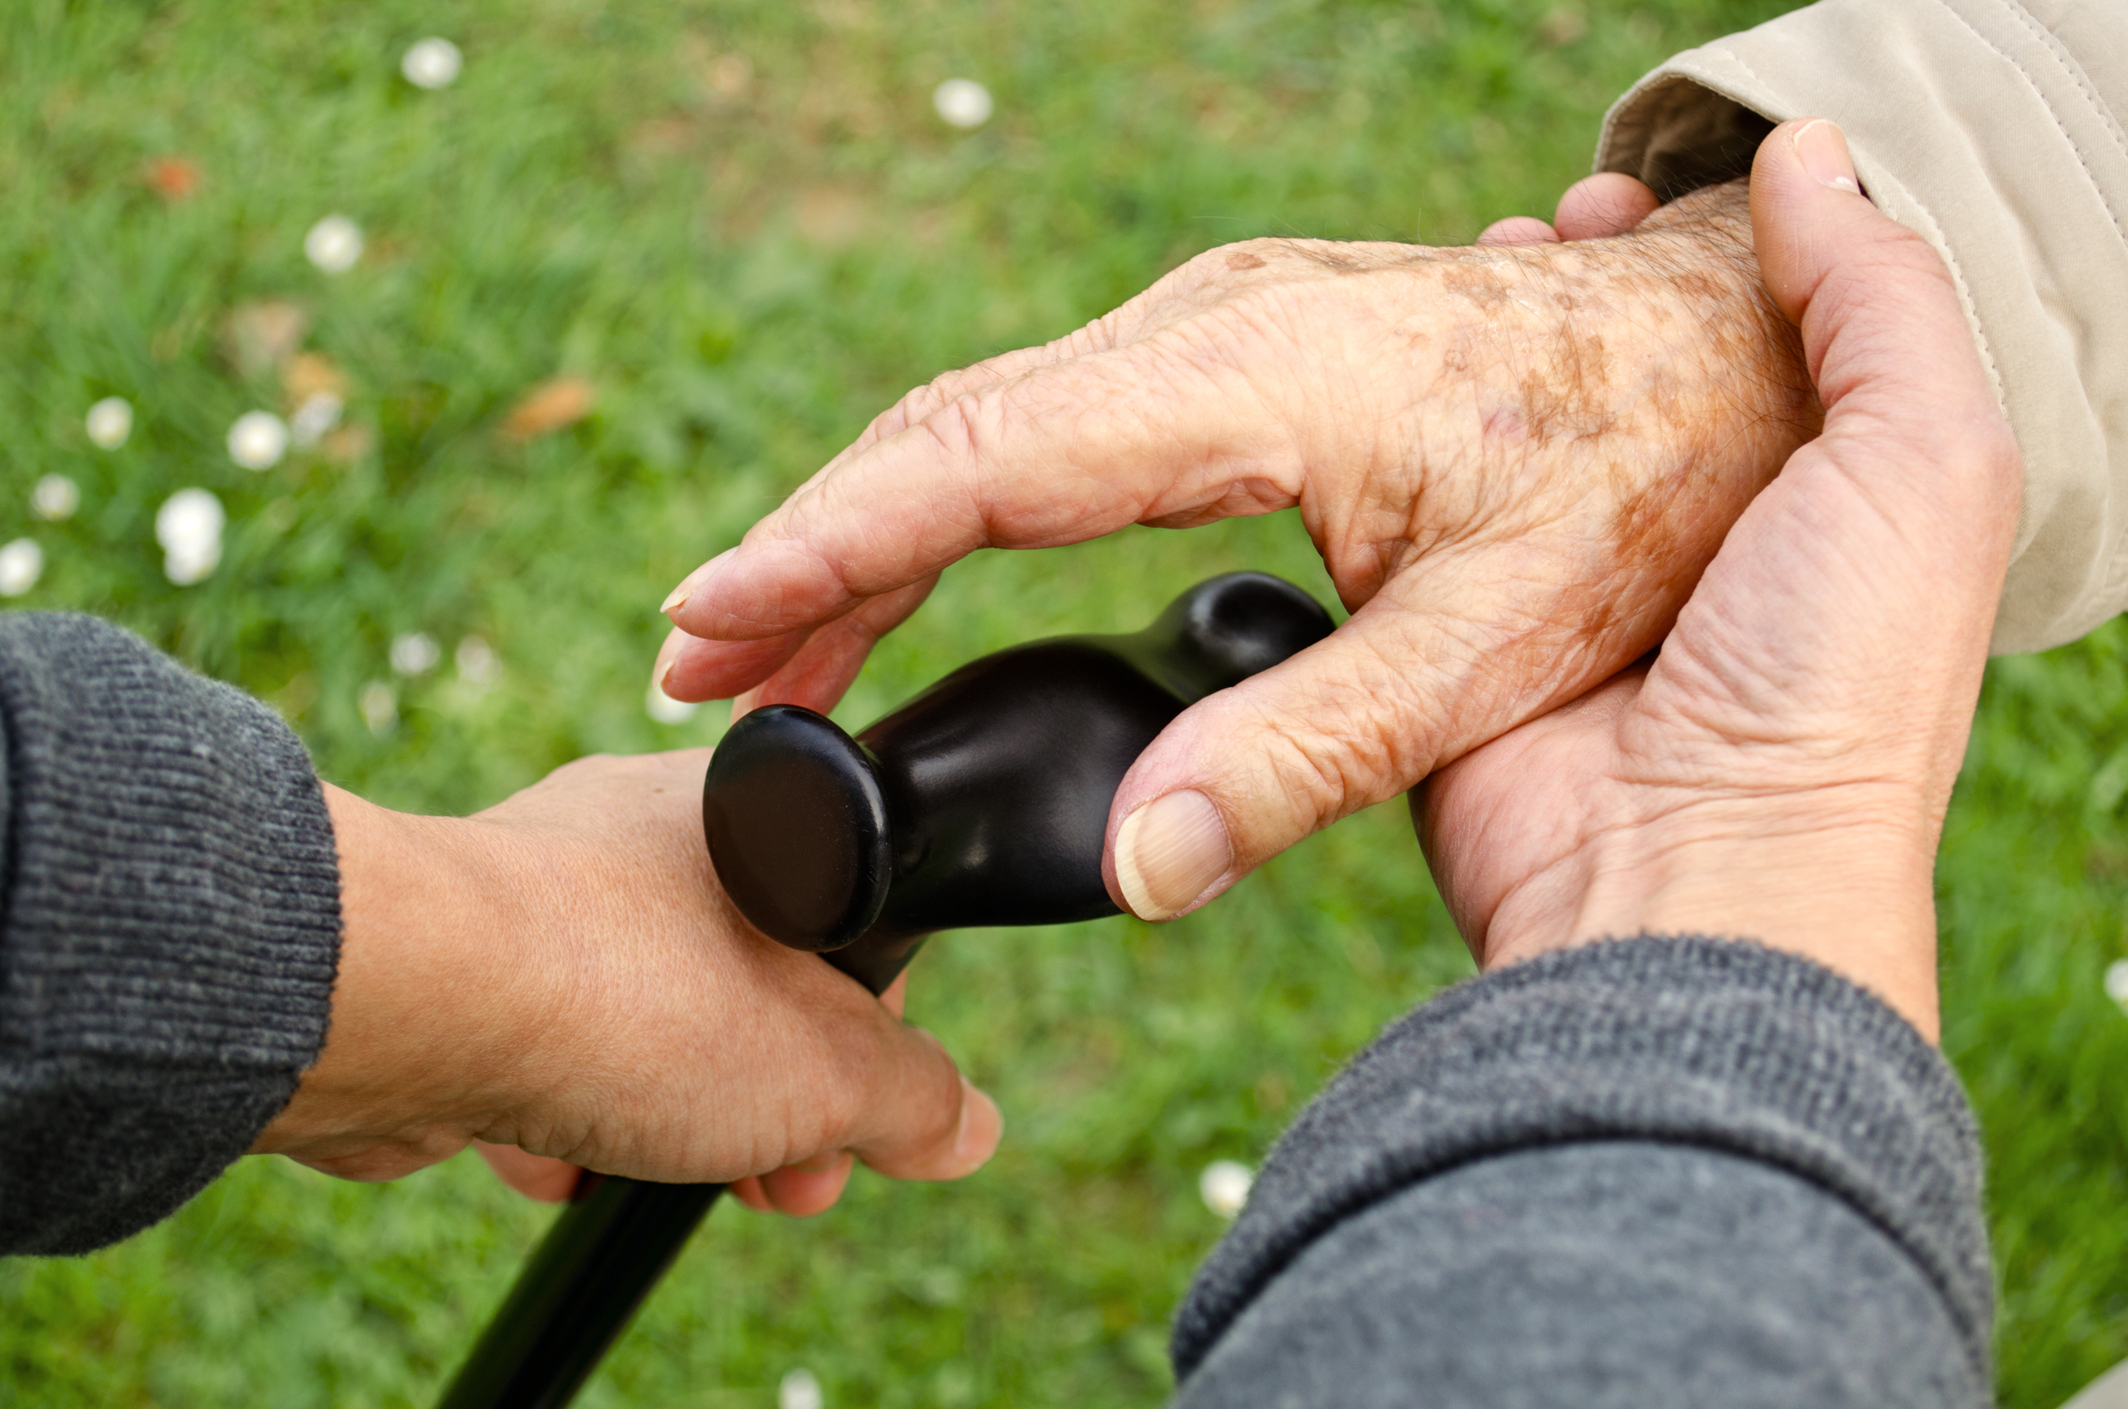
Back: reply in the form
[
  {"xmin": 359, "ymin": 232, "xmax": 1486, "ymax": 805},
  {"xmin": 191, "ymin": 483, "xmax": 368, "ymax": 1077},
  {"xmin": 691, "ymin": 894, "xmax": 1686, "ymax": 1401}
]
[{"xmin": 1597, "ymin": 0, "xmax": 2128, "ymax": 655}]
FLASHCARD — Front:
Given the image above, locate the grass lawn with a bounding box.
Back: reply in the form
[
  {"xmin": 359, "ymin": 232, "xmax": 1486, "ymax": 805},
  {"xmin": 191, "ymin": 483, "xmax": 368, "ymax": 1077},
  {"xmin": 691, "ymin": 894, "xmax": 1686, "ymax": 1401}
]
[{"xmin": 2, "ymin": 1, "xmax": 2123, "ymax": 1405}]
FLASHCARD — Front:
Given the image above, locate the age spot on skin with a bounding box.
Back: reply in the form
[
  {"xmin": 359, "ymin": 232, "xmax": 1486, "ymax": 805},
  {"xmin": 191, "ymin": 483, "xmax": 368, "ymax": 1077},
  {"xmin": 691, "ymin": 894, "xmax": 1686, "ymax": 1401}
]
[
  {"xmin": 1667, "ymin": 269, "xmax": 1727, "ymax": 305},
  {"xmin": 1441, "ymin": 263, "xmax": 1514, "ymax": 309},
  {"xmin": 1512, "ymin": 329, "xmax": 1618, "ymax": 448},
  {"xmin": 1226, "ymin": 250, "xmax": 1267, "ymax": 271}
]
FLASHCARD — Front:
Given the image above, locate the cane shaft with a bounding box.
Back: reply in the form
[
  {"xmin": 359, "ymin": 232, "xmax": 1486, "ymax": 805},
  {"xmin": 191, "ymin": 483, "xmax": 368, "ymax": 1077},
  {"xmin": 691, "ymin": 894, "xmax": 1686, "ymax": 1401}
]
[{"xmin": 435, "ymin": 1177, "xmax": 722, "ymax": 1409}]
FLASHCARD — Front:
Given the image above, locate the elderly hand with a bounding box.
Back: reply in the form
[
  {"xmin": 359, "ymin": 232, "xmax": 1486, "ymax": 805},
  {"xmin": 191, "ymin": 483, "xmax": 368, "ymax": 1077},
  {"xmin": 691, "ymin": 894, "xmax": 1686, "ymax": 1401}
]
[
  {"xmin": 1418, "ymin": 120, "xmax": 2021, "ymax": 1039},
  {"xmin": 653, "ymin": 172, "xmax": 1816, "ymax": 926},
  {"xmin": 250, "ymin": 749, "xmax": 1001, "ymax": 1216}
]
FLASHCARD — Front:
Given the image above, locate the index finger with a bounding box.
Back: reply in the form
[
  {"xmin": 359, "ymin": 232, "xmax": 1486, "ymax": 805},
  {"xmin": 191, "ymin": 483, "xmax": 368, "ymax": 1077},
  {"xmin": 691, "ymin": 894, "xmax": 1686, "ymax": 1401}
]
[{"xmin": 660, "ymin": 337, "xmax": 1302, "ymax": 645}]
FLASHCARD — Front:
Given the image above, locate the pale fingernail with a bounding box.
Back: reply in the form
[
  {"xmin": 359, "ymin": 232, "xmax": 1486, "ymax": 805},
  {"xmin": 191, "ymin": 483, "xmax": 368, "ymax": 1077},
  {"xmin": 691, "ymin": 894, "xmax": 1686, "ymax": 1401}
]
[
  {"xmin": 650, "ymin": 626, "xmax": 688, "ymax": 692},
  {"xmin": 1113, "ymin": 789, "xmax": 1232, "ymax": 921},
  {"xmin": 953, "ymin": 1078, "xmax": 1002, "ymax": 1168},
  {"xmin": 1793, "ymin": 119, "xmax": 1861, "ymax": 194},
  {"xmin": 661, "ymin": 547, "xmax": 735, "ymax": 618}
]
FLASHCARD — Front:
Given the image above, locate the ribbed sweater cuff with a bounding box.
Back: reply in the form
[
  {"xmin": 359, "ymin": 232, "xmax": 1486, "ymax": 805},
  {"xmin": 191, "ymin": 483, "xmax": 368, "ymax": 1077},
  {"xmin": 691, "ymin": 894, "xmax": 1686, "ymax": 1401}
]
[
  {"xmin": 1170, "ymin": 937, "xmax": 1990, "ymax": 1384},
  {"xmin": 0, "ymin": 613, "xmax": 341, "ymax": 1254}
]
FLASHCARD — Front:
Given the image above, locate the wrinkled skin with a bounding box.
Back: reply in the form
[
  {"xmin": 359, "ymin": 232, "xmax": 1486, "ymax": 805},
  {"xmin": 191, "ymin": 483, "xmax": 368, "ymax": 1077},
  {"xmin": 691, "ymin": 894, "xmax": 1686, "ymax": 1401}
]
[
  {"xmin": 654, "ymin": 178, "xmax": 1818, "ymax": 921},
  {"xmin": 1421, "ymin": 122, "xmax": 2022, "ymax": 1040}
]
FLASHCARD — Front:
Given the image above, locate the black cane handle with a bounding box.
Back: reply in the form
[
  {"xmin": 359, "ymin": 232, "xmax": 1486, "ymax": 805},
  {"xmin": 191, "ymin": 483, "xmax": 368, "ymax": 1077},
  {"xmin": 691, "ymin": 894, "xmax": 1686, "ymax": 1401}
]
[
  {"xmin": 437, "ymin": 571, "xmax": 1332, "ymax": 1408},
  {"xmin": 705, "ymin": 571, "xmax": 1335, "ymax": 978}
]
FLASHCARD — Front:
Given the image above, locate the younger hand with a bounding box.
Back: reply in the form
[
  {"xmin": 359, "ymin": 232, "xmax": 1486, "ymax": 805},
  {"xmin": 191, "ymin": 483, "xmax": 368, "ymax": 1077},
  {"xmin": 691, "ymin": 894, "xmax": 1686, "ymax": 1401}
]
[{"xmin": 251, "ymin": 750, "xmax": 1002, "ymax": 1217}]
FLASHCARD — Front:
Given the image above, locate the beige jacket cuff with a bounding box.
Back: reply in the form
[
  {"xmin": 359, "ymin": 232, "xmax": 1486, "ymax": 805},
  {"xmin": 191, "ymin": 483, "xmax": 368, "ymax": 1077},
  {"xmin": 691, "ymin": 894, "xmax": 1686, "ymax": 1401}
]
[{"xmin": 1596, "ymin": 0, "xmax": 2128, "ymax": 654}]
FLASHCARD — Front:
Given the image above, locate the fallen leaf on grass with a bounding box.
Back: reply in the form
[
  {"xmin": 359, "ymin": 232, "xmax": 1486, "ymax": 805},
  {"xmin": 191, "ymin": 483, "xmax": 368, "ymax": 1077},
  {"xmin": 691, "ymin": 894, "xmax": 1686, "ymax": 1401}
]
[
  {"xmin": 144, "ymin": 155, "xmax": 201, "ymax": 201},
  {"xmin": 502, "ymin": 376, "xmax": 595, "ymax": 442}
]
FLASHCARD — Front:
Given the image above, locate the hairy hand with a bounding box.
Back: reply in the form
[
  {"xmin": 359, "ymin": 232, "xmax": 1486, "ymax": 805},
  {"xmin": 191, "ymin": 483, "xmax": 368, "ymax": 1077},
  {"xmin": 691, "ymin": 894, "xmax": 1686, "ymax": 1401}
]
[
  {"xmin": 654, "ymin": 181, "xmax": 1816, "ymax": 923},
  {"xmin": 1419, "ymin": 121, "xmax": 2021, "ymax": 1039},
  {"xmin": 251, "ymin": 751, "xmax": 1001, "ymax": 1217}
]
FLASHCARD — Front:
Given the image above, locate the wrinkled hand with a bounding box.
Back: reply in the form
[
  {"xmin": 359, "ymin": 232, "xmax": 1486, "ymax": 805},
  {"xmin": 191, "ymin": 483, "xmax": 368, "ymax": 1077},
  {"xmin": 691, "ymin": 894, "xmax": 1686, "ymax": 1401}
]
[
  {"xmin": 654, "ymin": 176, "xmax": 1816, "ymax": 925},
  {"xmin": 1418, "ymin": 121, "xmax": 2022, "ymax": 1039},
  {"xmin": 251, "ymin": 750, "xmax": 1001, "ymax": 1217}
]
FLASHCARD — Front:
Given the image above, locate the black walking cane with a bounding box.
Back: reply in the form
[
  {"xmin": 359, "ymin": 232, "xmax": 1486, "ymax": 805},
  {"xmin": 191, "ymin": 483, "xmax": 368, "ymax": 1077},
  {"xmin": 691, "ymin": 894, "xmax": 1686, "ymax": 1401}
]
[{"xmin": 436, "ymin": 572, "xmax": 1334, "ymax": 1408}]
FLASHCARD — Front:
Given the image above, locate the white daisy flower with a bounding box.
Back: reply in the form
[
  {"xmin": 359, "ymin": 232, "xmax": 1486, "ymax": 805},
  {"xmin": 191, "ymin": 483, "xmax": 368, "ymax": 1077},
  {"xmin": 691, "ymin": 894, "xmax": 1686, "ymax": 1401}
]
[
  {"xmin": 646, "ymin": 679, "xmax": 700, "ymax": 725},
  {"xmin": 778, "ymin": 1368, "xmax": 824, "ymax": 1409},
  {"xmin": 1199, "ymin": 1160, "xmax": 1254, "ymax": 1219},
  {"xmin": 228, "ymin": 411, "xmax": 290, "ymax": 471},
  {"xmin": 304, "ymin": 215, "xmax": 365, "ymax": 274},
  {"xmin": 455, "ymin": 634, "xmax": 501, "ymax": 685},
  {"xmin": 156, "ymin": 488, "xmax": 225, "ymax": 586},
  {"xmin": 163, "ymin": 544, "xmax": 219, "ymax": 585},
  {"xmin": 31, "ymin": 474, "xmax": 79, "ymax": 521},
  {"xmin": 401, "ymin": 37, "xmax": 463, "ymax": 90},
  {"xmin": 2105, "ymin": 959, "xmax": 2128, "ymax": 1007},
  {"xmin": 390, "ymin": 632, "xmax": 441, "ymax": 676},
  {"xmin": 85, "ymin": 396, "xmax": 133, "ymax": 450},
  {"xmin": 290, "ymin": 391, "xmax": 344, "ymax": 448},
  {"xmin": 0, "ymin": 540, "xmax": 42, "ymax": 597},
  {"xmin": 933, "ymin": 78, "xmax": 993, "ymax": 129}
]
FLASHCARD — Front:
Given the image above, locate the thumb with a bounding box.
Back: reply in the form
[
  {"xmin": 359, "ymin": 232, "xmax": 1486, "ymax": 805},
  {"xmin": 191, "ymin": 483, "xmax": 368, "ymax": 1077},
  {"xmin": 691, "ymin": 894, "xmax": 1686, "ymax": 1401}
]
[
  {"xmin": 1752, "ymin": 118, "xmax": 1910, "ymax": 324},
  {"xmin": 1747, "ymin": 118, "xmax": 2019, "ymax": 557},
  {"xmin": 1636, "ymin": 117, "xmax": 2019, "ymax": 821},
  {"xmin": 1103, "ymin": 589, "xmax": 1485, "ymax": 920}
]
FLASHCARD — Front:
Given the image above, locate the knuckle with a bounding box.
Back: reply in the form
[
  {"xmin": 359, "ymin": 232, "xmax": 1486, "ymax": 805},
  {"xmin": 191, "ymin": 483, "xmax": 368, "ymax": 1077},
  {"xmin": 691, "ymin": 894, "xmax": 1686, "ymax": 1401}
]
[
  {"xmin": 918, "ymin": 389, "xmax": 991, "ymax": 464},
  {"xmin": 1235, "ymin": 650, "xmax": 1444, "ymax": 839},
  {"xmin": 865, "ymin": 381, "xmax": 948, "ymax": 444},
  {"xmin": 1241, "ymin": 712, "xmax": 1396, "ymax": 838},
  {"xmin": 1070, "ymin": 308, "xmax": 1126, "ymax": 355},
  {"xmin": 873, "ymin": 355, "xmax": 1014, "ymax": 444}
]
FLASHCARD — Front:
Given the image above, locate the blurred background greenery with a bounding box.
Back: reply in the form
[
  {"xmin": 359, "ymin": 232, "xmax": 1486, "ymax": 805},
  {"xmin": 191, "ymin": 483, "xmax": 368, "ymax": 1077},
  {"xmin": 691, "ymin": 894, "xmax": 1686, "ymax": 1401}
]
[{"xmin": 2, "ymin": 1, "xmax": 2124, "ymax": 1405}]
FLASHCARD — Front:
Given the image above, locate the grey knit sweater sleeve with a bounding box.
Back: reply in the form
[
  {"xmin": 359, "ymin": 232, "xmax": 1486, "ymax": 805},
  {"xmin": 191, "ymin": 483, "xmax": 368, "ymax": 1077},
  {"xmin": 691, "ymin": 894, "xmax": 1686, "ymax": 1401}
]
[
  {"xmin": 1172, "ymin": 938, "xmax": 1992, "ymax": 1408},
  {"xmin": 0, "ymin": 613, "xmax": 342, "ymax": 1255}
]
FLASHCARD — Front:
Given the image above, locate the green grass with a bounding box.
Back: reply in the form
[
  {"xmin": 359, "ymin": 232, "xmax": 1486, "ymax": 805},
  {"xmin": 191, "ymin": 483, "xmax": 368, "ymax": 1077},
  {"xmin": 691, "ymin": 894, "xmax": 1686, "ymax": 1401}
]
[{"xmin": 1, "ymin": 1, "xmax": 2120, "ymax": 1405}]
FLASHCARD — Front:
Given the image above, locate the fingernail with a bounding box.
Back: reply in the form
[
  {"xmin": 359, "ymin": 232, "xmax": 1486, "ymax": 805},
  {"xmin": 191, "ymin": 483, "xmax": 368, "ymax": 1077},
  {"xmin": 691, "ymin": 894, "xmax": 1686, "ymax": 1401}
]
[
  {"xmin": 1793, "ymin": 119, "xmax": 1861, "ymax": 194},
  {"xmin": 953, "ymin": 1078, "xmax": 1002, "ymax": 1168},
  {"xmin": 650, "ymin": 625, "xmax": 688, "ymax": 693},
  {"xmin": 792, "ymin": 1149, "xmax": 849, "ymax": 1175},
  {"xmin": 1114, "ymin": 789, "xmax": 1233, "ymax": 921},
  {"xmin": 661, "ymin": 547, "xmax": 735, "ymax": 618}
]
